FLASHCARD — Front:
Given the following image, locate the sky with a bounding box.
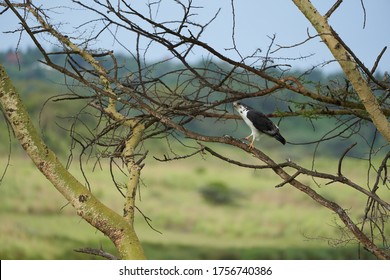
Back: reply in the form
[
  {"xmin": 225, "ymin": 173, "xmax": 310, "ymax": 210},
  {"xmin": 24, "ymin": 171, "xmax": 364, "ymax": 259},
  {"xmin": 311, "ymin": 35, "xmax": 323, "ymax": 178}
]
[{"xmin": 0, "ymin": 0, "xmax": 389, "ymax": 73}]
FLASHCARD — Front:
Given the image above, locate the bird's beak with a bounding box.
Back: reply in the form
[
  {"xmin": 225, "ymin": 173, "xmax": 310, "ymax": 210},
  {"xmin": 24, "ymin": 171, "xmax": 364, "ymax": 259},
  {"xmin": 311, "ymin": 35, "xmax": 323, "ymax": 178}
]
[{"xmin": 233, "ymin": 102, "xmax": 238, "ymax": 108}]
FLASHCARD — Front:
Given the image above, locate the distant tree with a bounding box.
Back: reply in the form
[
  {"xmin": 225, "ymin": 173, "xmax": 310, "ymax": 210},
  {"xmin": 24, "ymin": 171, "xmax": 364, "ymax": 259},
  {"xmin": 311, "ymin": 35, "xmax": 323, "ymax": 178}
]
[{"xmin": 0, "ymin": 0, "xmax": 389, "ymax": 259}]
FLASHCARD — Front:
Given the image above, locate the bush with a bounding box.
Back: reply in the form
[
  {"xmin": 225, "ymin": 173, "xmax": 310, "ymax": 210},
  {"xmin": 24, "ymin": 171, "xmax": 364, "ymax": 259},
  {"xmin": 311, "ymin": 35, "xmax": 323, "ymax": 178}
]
[{"xmin": 199, "ymin": 181, "xmax": 240, "ymax": 205}]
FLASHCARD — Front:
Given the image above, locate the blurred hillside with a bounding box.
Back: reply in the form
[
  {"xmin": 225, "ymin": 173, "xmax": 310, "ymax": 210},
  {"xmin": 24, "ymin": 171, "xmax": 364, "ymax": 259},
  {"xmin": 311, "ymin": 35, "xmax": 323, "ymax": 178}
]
[
  {"xmin": 0, "ymin": 148, "xmax": 382, "ymax": 260},
  {"xmin": 0, "ymin": 48, "xmax": 385, "ymax": 158}
]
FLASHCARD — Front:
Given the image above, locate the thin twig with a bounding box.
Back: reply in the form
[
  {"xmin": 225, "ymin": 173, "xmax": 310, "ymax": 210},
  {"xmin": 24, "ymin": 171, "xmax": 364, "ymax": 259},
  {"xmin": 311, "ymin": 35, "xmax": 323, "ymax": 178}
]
[
  {"xmin": 370, "ymin": 46, "xmax": 387, "ymax": 75},
  {"xmin": 360, "ymin": 0, "xmax": 367, "ymax": 29},
  {"xmin": 275, "ymin": 171, "xmax": 301, "ymax": 188},
  {"xmin": 74, "ymin": 248, "xmax": 118, "ymax": 260},
  {"xmin": 153, "ymin": 147, "xmax": 205, "ymax": 162},
  {"xmin": 337, "ymin": 142, "xmax": 357, "ymax": 176},
  {"xmin": 135, "ymin": 206, "xmax": 163, "ymax": 234},
  {"xmin": 324, "ymin": 0, "xmax": 343, "ymax": 19},
  {"xmin": 203, "ymin": 145, "xmax": 289, "ymax": 170}
]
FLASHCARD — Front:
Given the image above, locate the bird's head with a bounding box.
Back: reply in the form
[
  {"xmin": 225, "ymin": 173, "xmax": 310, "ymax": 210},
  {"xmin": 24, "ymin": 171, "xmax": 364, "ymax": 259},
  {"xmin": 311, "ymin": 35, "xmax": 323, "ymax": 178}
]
[{"xmin": 233, "ymin": 102, "xmax": 249, "ymax": 115}]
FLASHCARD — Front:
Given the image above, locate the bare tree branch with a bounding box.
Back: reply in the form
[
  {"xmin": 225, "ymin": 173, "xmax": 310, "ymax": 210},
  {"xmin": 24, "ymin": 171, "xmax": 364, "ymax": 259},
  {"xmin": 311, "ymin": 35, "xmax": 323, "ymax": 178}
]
[
  {"xmin": 74, "ymin": 247, "xmax": 118, "ymax": 260},
  {"xmin": 324, "ymin": 0, "xmax": 343, "ymax": 19}
]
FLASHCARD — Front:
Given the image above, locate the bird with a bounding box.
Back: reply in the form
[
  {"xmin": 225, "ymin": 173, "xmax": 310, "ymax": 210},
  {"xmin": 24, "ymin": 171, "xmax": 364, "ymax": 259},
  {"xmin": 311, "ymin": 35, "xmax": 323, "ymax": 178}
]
[{"xmin": 233, "ymin": 102, "xmax": 286, "ymax": 148}]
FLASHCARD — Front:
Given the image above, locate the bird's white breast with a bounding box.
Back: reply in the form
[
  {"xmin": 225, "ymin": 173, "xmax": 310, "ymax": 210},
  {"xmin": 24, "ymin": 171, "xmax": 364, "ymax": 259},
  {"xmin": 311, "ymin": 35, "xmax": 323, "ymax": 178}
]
[{"xmin": 241, "ymin": 111, "xmax": 261, "ymax": 140}]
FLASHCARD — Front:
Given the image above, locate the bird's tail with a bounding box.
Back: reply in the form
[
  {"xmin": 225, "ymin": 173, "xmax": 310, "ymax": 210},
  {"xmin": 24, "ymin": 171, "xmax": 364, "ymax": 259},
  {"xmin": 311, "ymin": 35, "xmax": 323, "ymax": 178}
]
[{"xmin": 274, "ymin": 133, "xmax": 286, "ymax": 145}]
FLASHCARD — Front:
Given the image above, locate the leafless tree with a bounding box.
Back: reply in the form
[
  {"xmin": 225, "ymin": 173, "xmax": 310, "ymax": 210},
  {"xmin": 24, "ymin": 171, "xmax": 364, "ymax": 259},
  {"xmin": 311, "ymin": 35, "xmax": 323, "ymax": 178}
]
[{"xmin": 0, "ymin": 0, "xmax": 389, "ymax": 259}]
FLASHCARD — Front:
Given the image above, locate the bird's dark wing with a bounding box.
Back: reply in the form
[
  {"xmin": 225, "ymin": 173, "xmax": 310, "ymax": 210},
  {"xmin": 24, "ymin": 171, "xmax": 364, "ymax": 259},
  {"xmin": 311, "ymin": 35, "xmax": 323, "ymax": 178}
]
[
  {"xmin": 247, "ymin": 110, "xmax": 278, "ymax": 135},
  {"xmin": 247, "ymin": 110, "xmax": 286, "ymax": 145}
]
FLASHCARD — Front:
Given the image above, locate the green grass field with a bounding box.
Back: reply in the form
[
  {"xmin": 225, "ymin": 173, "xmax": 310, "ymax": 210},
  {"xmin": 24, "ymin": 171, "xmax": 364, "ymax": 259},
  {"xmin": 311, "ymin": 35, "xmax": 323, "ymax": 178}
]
[{"xmin": 0, "ymin": 145, "xmax": 387, "ymax": 259}]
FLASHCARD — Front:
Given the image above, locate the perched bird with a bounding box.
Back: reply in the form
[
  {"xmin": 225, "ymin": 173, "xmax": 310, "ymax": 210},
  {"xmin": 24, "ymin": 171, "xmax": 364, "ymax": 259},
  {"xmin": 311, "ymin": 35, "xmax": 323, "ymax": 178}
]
[{"xmin": 233, "ymin": 102, "xmax": 286, "ymax": 148}]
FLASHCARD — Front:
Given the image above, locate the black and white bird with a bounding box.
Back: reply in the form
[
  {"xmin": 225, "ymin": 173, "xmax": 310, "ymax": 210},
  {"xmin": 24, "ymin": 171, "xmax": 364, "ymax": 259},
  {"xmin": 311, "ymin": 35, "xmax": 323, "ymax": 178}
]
[{"xmin": 233, "ymin": 102, "xmax": 286, "ymax": 148}]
